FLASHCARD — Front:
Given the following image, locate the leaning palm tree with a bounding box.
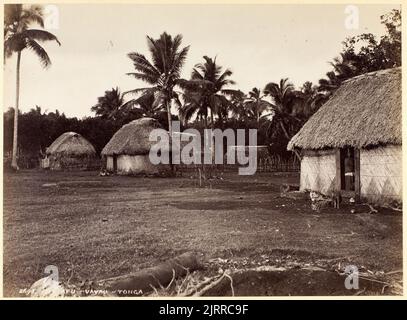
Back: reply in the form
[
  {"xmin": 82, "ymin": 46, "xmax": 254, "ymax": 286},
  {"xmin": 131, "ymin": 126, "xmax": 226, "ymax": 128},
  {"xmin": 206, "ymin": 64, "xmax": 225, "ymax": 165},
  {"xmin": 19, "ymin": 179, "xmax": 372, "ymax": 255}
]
[
  {"xmin": 4, "ymin": 4, "xmax": 60, "ymax": 170},
  {"xmin": 124, "ymin": 32, "xmax": 189, "ymax": 138}
]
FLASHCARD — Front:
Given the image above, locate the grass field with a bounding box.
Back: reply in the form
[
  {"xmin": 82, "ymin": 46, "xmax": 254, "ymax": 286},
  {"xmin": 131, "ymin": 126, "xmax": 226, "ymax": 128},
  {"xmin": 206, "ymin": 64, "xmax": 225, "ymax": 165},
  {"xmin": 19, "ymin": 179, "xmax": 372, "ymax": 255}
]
[{"xmin": 3, "ymin": 170, "xmax": 402, "ymax": 296}]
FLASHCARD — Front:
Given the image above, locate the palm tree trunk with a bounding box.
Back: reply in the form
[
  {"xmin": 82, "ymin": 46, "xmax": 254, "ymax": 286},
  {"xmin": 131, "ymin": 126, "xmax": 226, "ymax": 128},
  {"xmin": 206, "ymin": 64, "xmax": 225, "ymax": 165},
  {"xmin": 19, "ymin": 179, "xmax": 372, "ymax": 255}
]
[
  {"xmin": 11, "ymin": 51, "xmax": 21, "ymax": 170},
  {"xmin": 165, "ymin": 98, "xmax": 172, "ymax": 137},
  {"xmin": 279, "ymin": 120, "xmax": 301, "ymax": 162},
  {"xmin": 209, "ymin": 107, "xmax": 215, "ymax": 175},
  {"xmin": 256, "ymin": 104, "xmax": 260, "ymax": 129},
  {"xmin": 165, "ymin": 98, "xmax": 174, "ymax": 172}
]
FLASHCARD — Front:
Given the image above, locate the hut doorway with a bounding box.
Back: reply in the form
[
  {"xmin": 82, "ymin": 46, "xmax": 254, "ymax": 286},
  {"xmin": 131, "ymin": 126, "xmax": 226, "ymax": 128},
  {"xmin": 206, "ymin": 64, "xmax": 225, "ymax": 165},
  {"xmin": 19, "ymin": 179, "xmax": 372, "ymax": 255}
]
[
  {"xmin": 336, "ymin": 147, "xmax": 360, "ymax": 200},
  {"xmin": 113, "ymin": 154, "xmax": 118, "ymax": 173},
  {"xmin": 340, "ymin": 148, "xmax": 355, "ymax": 191}
]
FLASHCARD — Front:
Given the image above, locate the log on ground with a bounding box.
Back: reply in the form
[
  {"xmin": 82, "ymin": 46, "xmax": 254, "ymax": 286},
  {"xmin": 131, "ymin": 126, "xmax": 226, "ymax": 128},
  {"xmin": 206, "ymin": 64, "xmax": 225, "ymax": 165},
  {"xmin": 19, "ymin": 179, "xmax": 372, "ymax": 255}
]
[{"xmin": 101, "ymin": 252, "xmax": 203, "ymax": 296}]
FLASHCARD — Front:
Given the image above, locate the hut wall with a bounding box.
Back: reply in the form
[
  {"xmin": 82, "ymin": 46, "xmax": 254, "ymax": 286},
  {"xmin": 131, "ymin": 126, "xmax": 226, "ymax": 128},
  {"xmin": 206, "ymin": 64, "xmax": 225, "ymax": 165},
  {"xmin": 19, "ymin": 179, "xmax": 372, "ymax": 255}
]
[
  {"xmin": 360, "ymin": 145, "xmax": 402, "ymax": 204},
  {"xmin": 107, "ymin": 154, "xmax": 170, "ymax": 175},
  {"xmin": 106, "ymin": 156, "xmax": 114, "ymax": 170},
  {"xmin": 49, "ymin": 155, "xmax": 99, "ymax": 171},
  {"xmin": 300, "ymin": 149, "xmax": 336, "ymax": 194},
  {"xmin": 41, "ymin": 157, "xmax": 50, "ymax": 169}
]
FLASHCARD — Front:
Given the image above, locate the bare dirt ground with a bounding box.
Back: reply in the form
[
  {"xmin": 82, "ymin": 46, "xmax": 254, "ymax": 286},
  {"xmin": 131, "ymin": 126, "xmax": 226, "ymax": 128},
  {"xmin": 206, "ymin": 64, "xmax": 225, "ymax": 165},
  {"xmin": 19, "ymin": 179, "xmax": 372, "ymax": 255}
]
[{"xmin": 2, "ymin": 170, "xmax": 402, "ymax": 296}]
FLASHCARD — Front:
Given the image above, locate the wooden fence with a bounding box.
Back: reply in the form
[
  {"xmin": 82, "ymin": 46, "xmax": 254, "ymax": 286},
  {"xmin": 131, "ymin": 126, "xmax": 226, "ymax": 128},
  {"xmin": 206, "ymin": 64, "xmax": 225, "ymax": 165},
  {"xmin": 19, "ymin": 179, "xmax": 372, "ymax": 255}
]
[{"xmin": 175, "ymin": 154, "xmax": 300, "ymax": 174}]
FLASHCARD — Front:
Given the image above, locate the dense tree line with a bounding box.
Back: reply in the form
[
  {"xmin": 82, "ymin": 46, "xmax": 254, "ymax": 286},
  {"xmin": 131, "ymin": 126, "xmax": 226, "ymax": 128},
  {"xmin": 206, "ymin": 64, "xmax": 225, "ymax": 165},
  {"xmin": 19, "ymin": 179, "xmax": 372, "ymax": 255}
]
[
  {"xmin": 3, "ymin": 7, "xmax": 401, "ymax": 169},
  {"xmin": 3, "ymin": 107, "xmax": 122, "ymax": 168}
]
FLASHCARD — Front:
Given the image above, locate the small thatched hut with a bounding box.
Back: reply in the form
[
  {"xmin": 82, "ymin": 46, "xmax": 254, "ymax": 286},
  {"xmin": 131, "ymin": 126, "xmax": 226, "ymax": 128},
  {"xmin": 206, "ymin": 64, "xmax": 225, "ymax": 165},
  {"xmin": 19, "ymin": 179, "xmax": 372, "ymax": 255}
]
[
  {"xmin": 288, "ymin": 67, "xmax": 401, "ymax": 205},
  {"xmin": 43, "ymin": 132, "xmax": 97, "ymax": 170},
  {"xmin": 101, "ymin": 117, "xmax": 171, "ymax": 175}
]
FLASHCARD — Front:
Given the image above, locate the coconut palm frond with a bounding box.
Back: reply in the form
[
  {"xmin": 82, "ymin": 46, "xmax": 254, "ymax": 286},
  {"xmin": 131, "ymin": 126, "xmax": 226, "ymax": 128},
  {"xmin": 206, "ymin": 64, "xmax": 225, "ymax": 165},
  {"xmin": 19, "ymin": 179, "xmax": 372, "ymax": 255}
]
[
  {"xmin": 127, "ymin": 52, "xmax": 161, "ymax": 77},
  {"xmin": 217, "ymin": 69, "xmax": 234, "ymax": 86},
  {"xmin": 178, "ymin": 78, "xmax": 214, "ymax": 91},
  {"xmin": 179, "ymin": 55, "xmax": 236, "ymax": 126},
  {"xmin": 126, "ymin": 72, "xmax": 158, "ymax": 85},
  {"xmin": 22, "ymin": 4, "xmax": 45, "ymax": 28},
  {"xmin": 26, "ymin": 39, "xmax": 51, "ymax": 67},
  {"xmin": 21, "ymin": 29, "xmax": 60, "ymax": 45},
  {"xmin": 191, "ymin": 67, "xmax": 204, "ymax": 80},
  {"xmin": 126, "ymin": 32, "xmax": 189, "ymax": 127},
  {"xmin": 123, "ymin": 87, "xmax": 157, "ymax": 97},
  {"xmin": 171, "ymin": 45, "xmax": 190, "ymax": 77},
  {"xmin": 222, "ymin": 89, "xmax": 244, "ymax": 98},
  {"xmin": 4, "ymin": 34, "xmax": 24, "ymax": 57},
  {"xmin": 172, "ymin": 93, "xmax": 183, "ymax": 109}
]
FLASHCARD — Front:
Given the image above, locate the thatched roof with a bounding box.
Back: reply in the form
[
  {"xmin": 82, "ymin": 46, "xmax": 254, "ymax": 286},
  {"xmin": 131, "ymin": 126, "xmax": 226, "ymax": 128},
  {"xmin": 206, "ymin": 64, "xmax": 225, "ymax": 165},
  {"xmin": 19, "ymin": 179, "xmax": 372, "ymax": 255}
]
[
  {"xmin": 288, "ymin": 67, "xmax": 401, "ymax": 150},
  {"xmin": 46, "ymin": 132, "xmax": 96, "ymax": 156},
  {"xmin": 101, "ymin": 118, "xmax": 164, "ymax": 156}
]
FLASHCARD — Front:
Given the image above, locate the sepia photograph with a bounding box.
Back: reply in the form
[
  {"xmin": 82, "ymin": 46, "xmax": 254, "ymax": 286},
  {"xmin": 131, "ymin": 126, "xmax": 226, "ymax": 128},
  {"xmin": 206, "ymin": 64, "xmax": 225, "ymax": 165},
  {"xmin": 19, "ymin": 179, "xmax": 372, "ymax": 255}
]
[{"xmin": 1, "ymin": 1, "xmax": 403, "ymax": 300}]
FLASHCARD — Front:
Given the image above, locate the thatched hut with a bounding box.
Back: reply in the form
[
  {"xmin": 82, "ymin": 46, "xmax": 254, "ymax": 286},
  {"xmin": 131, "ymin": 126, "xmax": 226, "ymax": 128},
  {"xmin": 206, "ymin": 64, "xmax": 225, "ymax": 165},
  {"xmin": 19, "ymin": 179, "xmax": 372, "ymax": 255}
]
[
  {"xmin": 43, "ymin": 132, "xmax": 97, "ymax": 170},
  {"xmin": 101, "ymin": 117, "xmax": 171, "ymax": 175},
  {"xmin": 288, "ymin": 67, "xmax": 401, "ymax": 205}
]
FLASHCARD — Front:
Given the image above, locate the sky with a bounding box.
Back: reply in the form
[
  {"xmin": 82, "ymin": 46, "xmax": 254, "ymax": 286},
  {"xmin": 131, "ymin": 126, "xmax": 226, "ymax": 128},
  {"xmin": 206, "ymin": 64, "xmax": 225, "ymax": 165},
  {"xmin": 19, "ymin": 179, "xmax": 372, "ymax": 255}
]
[{"xmin": 3, "ymin": 3, "xmax": 400, "ymax": 118}]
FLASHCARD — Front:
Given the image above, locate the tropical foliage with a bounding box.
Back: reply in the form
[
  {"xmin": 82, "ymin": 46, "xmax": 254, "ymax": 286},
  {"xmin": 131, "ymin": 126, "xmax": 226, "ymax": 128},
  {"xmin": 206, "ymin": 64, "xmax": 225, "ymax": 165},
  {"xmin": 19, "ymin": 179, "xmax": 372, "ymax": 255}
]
[
  {"xmin": 124, "ymin": 32, "xmax": 189, "ymax": 135},
  {"xmin": 3, "ymin": 9, "xmax": 401, "ymax": 168},
  {"xmin": 4, "ymin": 4, "xmax": 60, "ymax": 169},
  {"xmin": 91, "ymin": 87, "xmax": 124, "ymax": 120},
  {"xmin": 179, "ymin": 56, "xmax": 237, "ymax": 128},
  {"xmin": 317, "ymin": 9, "xmax": 401, "ymax": 100}
]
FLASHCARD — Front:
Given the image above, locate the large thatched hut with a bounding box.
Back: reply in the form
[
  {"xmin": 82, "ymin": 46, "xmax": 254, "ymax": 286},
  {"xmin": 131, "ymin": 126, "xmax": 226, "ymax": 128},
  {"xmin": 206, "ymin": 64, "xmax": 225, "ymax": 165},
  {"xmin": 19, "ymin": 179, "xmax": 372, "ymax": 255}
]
[
  {"xmin": 288, "ymin": 67, "xmax": 401, "ymax": 205},
  {"xmin": 101, "ymin": 117, "xmax": 171, "ymax": 175},
  {"xmin": 43, "ymin": 132, "xmax": 97, "ymax": 170}
]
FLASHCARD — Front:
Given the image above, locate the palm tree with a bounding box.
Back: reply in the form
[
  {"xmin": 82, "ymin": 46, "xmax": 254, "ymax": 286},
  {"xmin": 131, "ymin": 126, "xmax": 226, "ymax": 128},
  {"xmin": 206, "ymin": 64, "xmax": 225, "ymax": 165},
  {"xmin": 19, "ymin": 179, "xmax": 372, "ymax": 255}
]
[
  {"xmin": 225, "ymin": 90, "xmax": 246, "ymax": 121},
  {"xmin": 318, "ymin": 70, "xmax": 342, "ymax": 93},
  {"xmin": 178, "ymin": 89, "xmax": 207, "ymax": 126},
  {"xmin": 264, "ymin": 78, "xmax": 302, "ymax": 160},
  {"xmin": 243, "ymin": 88, "xmax": 272, "ymax": 127},
  {"xmin": 121, "ymin": 91, "xmax": 166, "ymax": 119},
  {"xmin": 4, "ymin": 4, "xmax": 60, "ymax": 170},
  {"xmin": 91, "ymin": 87, "xmax": 124, "ymax": 120},
  {"xmin": 125, "ymin": 32, "xmax": 189, "ymax": 137},
  {"xmin": 317, "ymin": 52, "xmax": 357, "ymax": 99},
  {"xmin": 293, "ymin": 81, "xmax": 326, "ymax": 118},
  {"xmin": 330, "ymin": 53, "xmax": 357, "ymax": 79},
  {"xmin": 179, "ymin": 56, "xmax": 236, "ymax": 128}
]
